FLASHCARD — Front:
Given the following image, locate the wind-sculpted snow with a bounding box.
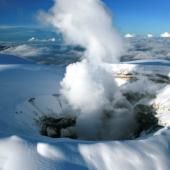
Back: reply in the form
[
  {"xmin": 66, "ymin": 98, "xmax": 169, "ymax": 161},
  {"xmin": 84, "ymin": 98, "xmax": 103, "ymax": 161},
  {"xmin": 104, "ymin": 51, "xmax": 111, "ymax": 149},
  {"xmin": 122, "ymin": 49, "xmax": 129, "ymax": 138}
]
[{"xmin": 1, "ymin": 125, "xmax": 170, "ymax": 170}]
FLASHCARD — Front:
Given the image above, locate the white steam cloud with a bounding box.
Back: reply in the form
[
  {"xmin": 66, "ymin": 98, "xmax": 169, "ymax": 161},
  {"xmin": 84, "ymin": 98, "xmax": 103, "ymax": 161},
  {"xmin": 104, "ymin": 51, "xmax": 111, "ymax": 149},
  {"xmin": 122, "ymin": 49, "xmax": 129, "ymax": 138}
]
[
  {"xmin": 41, "ymin": 0, "xmax": 136, "ymax": 140},
  {"xmin": 39, "ymin": 0, "xmax": 124, "ymax": 63}
]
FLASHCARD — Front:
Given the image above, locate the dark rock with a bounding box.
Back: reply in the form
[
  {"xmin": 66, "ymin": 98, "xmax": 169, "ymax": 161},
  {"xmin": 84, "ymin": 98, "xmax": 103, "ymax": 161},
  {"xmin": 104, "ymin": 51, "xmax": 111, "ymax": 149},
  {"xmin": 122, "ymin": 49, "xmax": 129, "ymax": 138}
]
[
  {"xmin": 28, "ymin": 97, "xmax": 36, "ymax": 103},
  {"xmin": 40, "ymin": 116, "xmax": 76, "ymax": 138},
  {"xmin": 149, "ymin": 74, "xmax": 170, "ymax": 84},
  {"xmin": 0, "ymin": 45, "xmax": 8, "ymax": 51},
  {"xmin": 134, "ymin": 104, "xmax": 159, "ymax": 136},
  {"xmin": 123, "ymin": 92, "xmax": 155, "ymax": 104},
  {"xmin": 124, "ymin": 92, "xmax": 145, "ymax": 104}
]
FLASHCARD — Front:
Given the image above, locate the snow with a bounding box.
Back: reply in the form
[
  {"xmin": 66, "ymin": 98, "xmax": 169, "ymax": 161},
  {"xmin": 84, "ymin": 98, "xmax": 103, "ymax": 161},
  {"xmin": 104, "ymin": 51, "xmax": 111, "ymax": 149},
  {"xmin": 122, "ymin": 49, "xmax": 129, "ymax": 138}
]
[
  {"xmin": 0, "ymin": 59, "xmax": 170, "ymax": 170},
  {"xmin": 0, "ymin": 54, "xmax": 33, "ymax": 64},
  {"xmin": 1, "ymin": 129, "xmax": 170, "ymax": 170},
  {"xmin": 0, "ymin": 62, "xmax": 63, "ymax": 136},
  {"xmin": 154, "ymin": 86, "xmax": 170, "ymax": 126}
]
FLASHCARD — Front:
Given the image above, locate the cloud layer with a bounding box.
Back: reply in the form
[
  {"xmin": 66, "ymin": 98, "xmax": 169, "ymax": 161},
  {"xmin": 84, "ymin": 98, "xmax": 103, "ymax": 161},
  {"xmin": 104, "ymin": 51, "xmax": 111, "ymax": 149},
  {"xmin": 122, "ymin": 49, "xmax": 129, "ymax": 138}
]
[{"xmin": 160, "ymin": 32, "xmax": 170, "ymax": 38}]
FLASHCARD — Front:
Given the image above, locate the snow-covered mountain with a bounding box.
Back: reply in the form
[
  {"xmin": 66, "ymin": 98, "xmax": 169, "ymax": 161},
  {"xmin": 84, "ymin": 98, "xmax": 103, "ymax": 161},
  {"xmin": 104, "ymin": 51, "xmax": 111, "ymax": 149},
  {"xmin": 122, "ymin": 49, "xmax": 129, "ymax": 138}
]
[{"xmin": 0, "ymin": 54, "xmax": 170, "ymax": 170}]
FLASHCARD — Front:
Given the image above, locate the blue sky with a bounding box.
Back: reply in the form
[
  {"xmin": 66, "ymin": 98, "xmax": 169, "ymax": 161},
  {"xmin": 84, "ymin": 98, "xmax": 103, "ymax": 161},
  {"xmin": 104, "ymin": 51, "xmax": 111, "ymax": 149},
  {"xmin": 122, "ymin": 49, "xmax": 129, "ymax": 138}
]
[
  {"xmin": 107, "ymin": 0, "xmax": 170, "ymax": 34},
  {"xmin": 0, "ymin": 0, "xmax": 170, "ymax": 34}
]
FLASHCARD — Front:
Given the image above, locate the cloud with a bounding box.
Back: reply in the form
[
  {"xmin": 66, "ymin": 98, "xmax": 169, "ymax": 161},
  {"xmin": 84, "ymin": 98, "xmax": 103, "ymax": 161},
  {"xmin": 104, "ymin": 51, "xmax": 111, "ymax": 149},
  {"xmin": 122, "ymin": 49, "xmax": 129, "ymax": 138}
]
[
  {"xmin": 28, "ymin": 37, "xmax": 56, "ymax": 42},
  {"xmin": 0, "ymin": 44, "xmax": 44, "ymax": 58},
  {"xmin": 124, "ymin": 33, "xmax": 135, "ymax": 38},
  {"xmin": 121, "ymin": 37, "xmax": 170, "ymax": 61},
  {"xmin": 160, "ymin": 32, "xmax": 170, "ymax": 38},
  {"xmin": 28, "ymin": 37, "xmax": 36, "ymax": 42},
  {"xmin": 147, "ymin": 34, "xmax": 153, "ymax": 38}
]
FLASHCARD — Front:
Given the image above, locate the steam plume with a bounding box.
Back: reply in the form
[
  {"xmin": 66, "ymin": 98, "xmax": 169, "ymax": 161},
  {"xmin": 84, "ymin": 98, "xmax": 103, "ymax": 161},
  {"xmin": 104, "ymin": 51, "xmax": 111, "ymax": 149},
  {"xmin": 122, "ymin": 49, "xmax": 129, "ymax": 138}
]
[
  {"xmin": 41, "ymin": 0, "xmax": 136, "ymax": 140},
  {"xmin": 39, "ymin": 0, "xmax": 124, "ymax": 63}
]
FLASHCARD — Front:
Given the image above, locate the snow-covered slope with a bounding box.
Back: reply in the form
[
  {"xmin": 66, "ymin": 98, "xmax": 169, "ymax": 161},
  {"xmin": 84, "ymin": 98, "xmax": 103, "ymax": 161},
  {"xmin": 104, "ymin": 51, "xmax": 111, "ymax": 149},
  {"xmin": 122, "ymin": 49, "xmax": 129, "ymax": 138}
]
[
  {"xmin": 0, "ymin": 58, "xmax": 170, "ymax": 170},
  {"xmin": 0, "ymin": 64, "xmax": 64, "ymax": 136},
  {"xmin": 0, "ymin": 54, "xmax": 34, "ymax": 64}
]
